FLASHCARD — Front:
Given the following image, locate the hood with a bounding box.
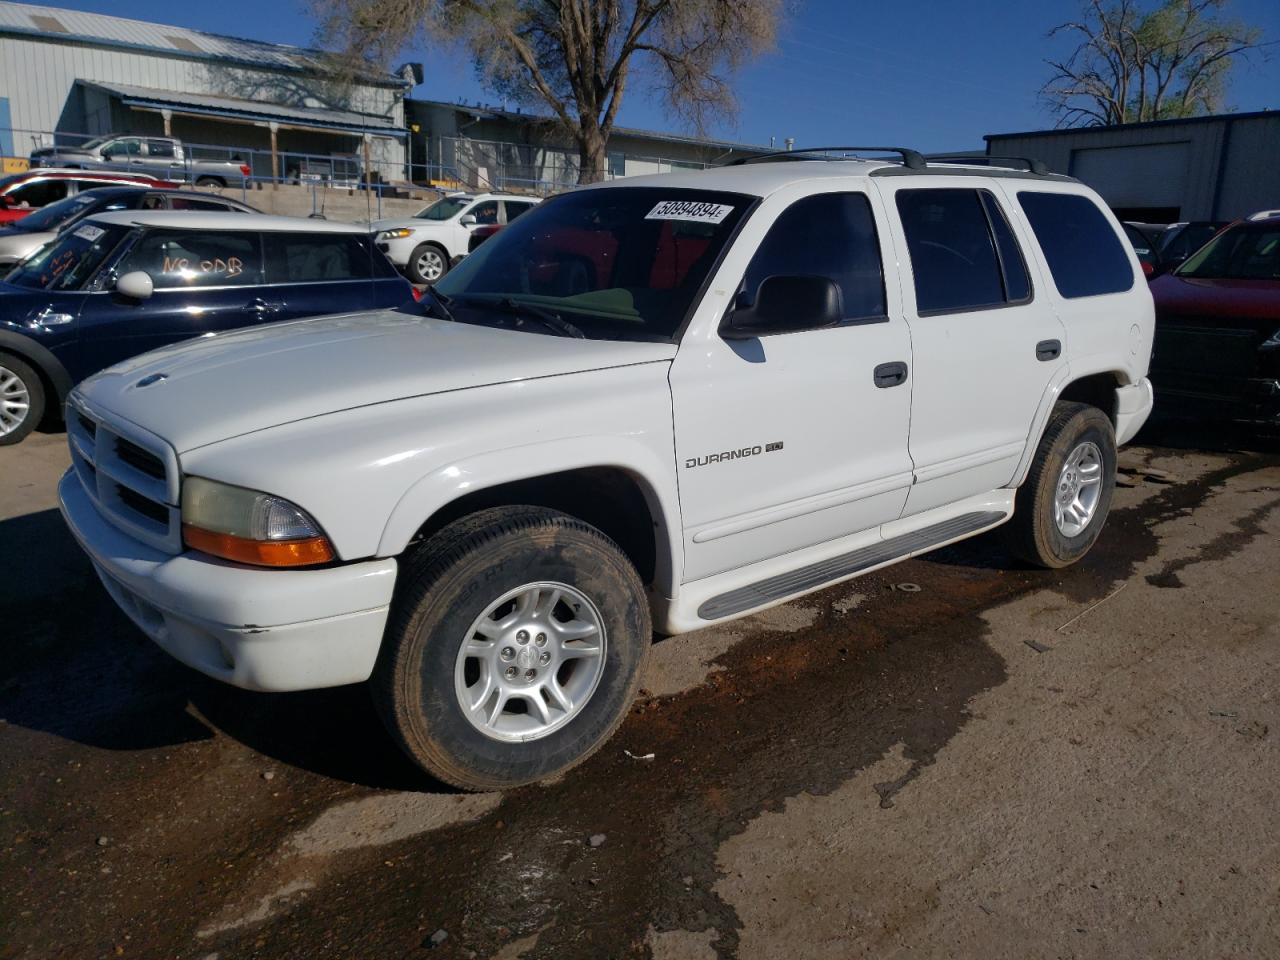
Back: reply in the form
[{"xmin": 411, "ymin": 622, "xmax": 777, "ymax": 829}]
[
  {"xmin": 371, "ymin": 217, "xmax": 437, "ymax": 232},
  {"xmin": 76, "ymin": 308, "xmax": 676, "ymax": 452},
  {"xmin": 1151, "ymin": 273, "xmax": 1280, "ymax": 323},
  {"xmin": 31, "ymin": 147, "xmax": 93, "ymax": 159},
  {"xmin": 0, "ymin": 230, "xmax": 50, "ymax": 263}
]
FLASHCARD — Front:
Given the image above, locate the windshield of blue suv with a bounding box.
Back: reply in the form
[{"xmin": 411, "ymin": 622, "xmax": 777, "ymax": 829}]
[
  {"xmin": 432, "ymin": 187, "xmax": 753, "ymax": 341},
  {"xmin": 415, "ymin": 196, "xmax": 472, "ymax": 221},
  {"xmin": 6, "ymin": 221, "xmax": 131, "ymax": 291}
]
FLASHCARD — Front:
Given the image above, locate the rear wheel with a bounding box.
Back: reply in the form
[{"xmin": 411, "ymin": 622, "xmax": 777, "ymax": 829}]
[
  {"xmin": 407, "ymin": 243, "xmax": 449, "ymax": 284},
  {"xmin": 1005, "ymin": 402, "xmax": 1117, "ymax": 568},
  {"xmin": 372, "ymin": 506, "xmax": 650, "ymax": 791},
  {"xmin": 0, "ymin": 352, "xmax": 44, "ymax": 446},
  {"xmin": 194, "ymin": 176, "xmax": 226, "ymax": 188}
]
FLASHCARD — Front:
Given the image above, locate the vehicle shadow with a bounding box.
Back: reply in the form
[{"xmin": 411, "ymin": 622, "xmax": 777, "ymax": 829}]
[{"xmin": 1, "ymin": 506, "xmax": 430, "ymax": 792}]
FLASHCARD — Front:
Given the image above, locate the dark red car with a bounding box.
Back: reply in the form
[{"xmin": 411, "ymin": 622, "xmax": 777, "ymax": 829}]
[
  {"xmin": 0, "ymin": 169, "xmax": 176, "ymax": 223},
  {"xmin": 1149, "ymin": 210, "xmax": 1280, "ymax": 425}
]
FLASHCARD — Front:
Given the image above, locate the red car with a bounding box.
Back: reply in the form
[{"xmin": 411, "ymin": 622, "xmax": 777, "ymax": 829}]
[
  {"xmin": 0, "ymin": 169, "xmax": 177, "ymax": 224},
  {"xmin": 1149, "ymin": 210, "xmax": 1280, "ymax": 425}
]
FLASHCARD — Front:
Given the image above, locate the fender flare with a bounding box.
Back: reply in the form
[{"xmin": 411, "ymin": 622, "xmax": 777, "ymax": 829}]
[
  {"xmin": 1010, "ymin": 363, "xmax": 1134, "ymax": 488},
  {"xmin": 376, "ymin": 436, "xmax": 684, "ymax": 594},
  {"xmin": 0, "ymin": 329, "xmax": 74, "ymax": 406}
]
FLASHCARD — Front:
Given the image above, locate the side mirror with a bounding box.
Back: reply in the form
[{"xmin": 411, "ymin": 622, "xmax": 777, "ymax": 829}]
[
  {"xmin": 116, "ymin": 271, "xmax": 154, "ymax": 300},
  {"xmin": 721, "ymin": 275, "xmax": 843, "ymax": 340},
  {"xmin": 459, "ymin": 214, "xmax": 477, "ymax": 226}
]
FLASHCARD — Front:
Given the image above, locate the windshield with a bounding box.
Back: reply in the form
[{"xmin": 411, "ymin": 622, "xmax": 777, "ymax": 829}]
[
  {"xmin": 8, "ymin": 192, "xmax": 102, "ymax": 232},
  {"xmin": 434, "ymin": 187, "xmax": 753, "ymax": 341},
  {"xmin": 414, "ymin": 196, "xmax": 472, "ymax": 221},
  {"xmin": 1177, "ymin": 223, "xmax": 1280, "ymax": 281},
  {"xmin": 7, "ymin": 221, "xmax": 131, "ymax": 291}
]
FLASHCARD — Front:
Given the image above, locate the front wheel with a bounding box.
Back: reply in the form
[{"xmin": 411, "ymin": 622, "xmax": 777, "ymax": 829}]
[
  {"xmin": 0, "ymin": 352, "xmax": 45, "ymax": 446},
  {"xmin": 406, "ymin": 243, "xmax": 448, "ymax": 284},
  {"xmin": 372, "ymin": 506, "xmax": 650, "ymax": 790},
  {"xmin": 1005, "ymin": 402, "xmax": 1117, "ymax": 568}
]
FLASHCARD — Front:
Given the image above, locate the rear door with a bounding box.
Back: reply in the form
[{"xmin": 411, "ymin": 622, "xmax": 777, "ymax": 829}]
[
  {"xmin": 77, "ymin": 228, "xmax": 267, "ymax": 369},
  {"xmin": 873, "ymin": 179, "xmax": 1066, "ymax": 517},
  {"xmin": 263, "ymin": 231, "xmax": 409, "ymax": 319}
]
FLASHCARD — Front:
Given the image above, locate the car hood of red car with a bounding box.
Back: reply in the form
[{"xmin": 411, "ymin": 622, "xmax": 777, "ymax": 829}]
[{"xmin": 1150, "ymin": 273, "xmax": 1280, "ymax": 321}]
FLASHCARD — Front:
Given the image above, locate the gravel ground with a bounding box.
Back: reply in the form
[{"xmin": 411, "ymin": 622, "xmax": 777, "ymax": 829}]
[{"xmin": 1, "ymin": 425, "xmax": 1277, "ymax": 960}]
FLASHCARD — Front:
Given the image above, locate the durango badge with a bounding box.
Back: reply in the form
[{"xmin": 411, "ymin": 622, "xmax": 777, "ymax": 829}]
[{"xmin": 685, "ymin": 441, "xmax": 783, "ymax": 469}]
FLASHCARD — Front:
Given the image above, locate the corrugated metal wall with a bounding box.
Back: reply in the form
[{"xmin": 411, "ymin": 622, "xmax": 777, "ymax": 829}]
[
  {"xmin": 0, "ymin": 34, "xmax": 405, "ymax": 169},
  {"xmin": 987, "ymin": 114, "xmax": 1280, "ymax": 221}
]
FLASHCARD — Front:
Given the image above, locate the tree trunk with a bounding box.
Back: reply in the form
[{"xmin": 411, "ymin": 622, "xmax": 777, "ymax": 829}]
[{"xmin": 576, "ymin": 127, "xmax": 608, "ymax": 185}]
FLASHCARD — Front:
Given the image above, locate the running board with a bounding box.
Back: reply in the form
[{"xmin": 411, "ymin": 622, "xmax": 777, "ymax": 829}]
[{"xmin": 696, "ymin": 510, "xmax": 1006, "ymax": 621}]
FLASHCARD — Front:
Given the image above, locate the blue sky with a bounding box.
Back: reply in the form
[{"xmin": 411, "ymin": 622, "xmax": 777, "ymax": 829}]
[{"xmin": 41, "ymin": 0, "xmax": 1280, "ymax": 151}]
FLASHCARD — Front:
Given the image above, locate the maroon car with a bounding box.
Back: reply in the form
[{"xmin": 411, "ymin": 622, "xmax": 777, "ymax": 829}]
[{"xmin": 1149, "ymin": 210, "xmax": 1280, "ymax": 425}]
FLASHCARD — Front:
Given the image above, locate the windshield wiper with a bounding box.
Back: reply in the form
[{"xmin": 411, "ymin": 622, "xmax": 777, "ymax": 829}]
[
  {"xmin": 423, "ymin": 285, "xmax": 458, "ymax": 324},
  {"xmin": 457, "ymin": 297, "xmax": 586, "ymax": 339}
]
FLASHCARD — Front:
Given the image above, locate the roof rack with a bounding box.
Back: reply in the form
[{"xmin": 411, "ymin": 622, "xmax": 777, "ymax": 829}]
[
  {"xmin": 927, "ymin": 155, "xmax": 1052, "ymax": 176},
  {"xmin": 729, "ymin": 146, "xmax": 927, "ymax": 171}
]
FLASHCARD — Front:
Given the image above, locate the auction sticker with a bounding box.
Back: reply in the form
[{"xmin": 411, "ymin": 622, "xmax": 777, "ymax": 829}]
[
  {"xmin": 645, "ymin": 200, "xmax": 734, "ymax": 224},
  {"xmin": 73, "ymin": 224, "xmax": 106, "ymax": 242}
]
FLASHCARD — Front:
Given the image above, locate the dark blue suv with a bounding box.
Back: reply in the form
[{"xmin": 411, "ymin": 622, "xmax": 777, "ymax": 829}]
[{"xmin": 0, "ymin": 211, "xmax": 413, "ymax": 444}]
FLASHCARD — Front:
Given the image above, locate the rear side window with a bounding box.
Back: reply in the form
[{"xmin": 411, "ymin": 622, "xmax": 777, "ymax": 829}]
[
  {"xmin": 982, "ymin": 193, "xmax": 1031, "ymax": 302},
  {"xmin": 116, "ymin": 230, "xmax": 262, "ymax": 289},
  {"xmin": 264, "ymin": 233, "xmax": 374, "ymax": 283},
  {"xmin": 504, "ymin": 201, "xmax": 535, "ymax": 222},
  {"xmin": 9, "ymin": 178, "xmax": 69, "ymax": 208},
  {"xmin": 742, "ymin": 193, "xmax": 886, "ymax": 322},
  {"xmin": 146, "ymin": 139, "xmax": 176, "ymax": 158},
  {"xmin": 1017, "ymin": 192, "xmax": 1134, "ymax": 298},
  {"xmin": 896, "ymin": 189, "xmax": 1016, "ymax": 313},
  {"xmin": 168, "ymin": 195, "xmax": 240, "ymax": 212}
]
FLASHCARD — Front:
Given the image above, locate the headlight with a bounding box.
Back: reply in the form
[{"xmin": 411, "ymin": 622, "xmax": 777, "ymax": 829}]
[
  {"xmin": 378, "ymin": 228, "xmax": 413, "ymax": 240},
  {"xmin": 180, "ymin": 477, "xmax": 334, "ymax": 567}
]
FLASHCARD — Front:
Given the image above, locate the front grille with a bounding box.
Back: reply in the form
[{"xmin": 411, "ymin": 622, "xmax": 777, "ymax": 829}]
[
  {"xmin": 115, "ymin": 437, "xmax": 166, "ymax": 479},
  {"xmin": 66, "ymin": 398, "xmax": 180, "ymax": 553}
]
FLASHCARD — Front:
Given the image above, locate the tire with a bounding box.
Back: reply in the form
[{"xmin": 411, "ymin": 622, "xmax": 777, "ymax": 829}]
[
  {"xmin": 373, "ymin": 505, "xmax": 651, "ymax": 790},
  {"xmin": 194, "ymin": 176, "xmax": 226, "ymax": 188},
  {"xmin": 406, "ymin": 243, "xmax": 449, "ymax": 284},
  {"xmin": 0, "ymin": 352, "xmax": 45, "ymax": 446},
  {"xmin": 1004, "ymin": 402, "xmax": 1117, "ymax": 568}
]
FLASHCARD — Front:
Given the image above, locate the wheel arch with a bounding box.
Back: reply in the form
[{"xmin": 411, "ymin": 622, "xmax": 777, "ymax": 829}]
[
  {"xmin": 1012, "ymin": 365, "xmax": 1129, "ymax": 488},
  {"xmin": 378, "ymin": 443, "xmax": 681, "ymax": 595},
  {"xmin": 0, "ymin": 330, "xmax": 74, "ymax": 423}
]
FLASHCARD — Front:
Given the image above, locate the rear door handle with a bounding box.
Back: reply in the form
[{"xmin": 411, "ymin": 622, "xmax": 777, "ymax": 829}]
[
  {"xmin": 1036, "ymin": 339, "xmax": 1062, "ymax": 361},
  {"xmin": 873, "ymin": 361, "xmax": 909, "ymax": 388}
]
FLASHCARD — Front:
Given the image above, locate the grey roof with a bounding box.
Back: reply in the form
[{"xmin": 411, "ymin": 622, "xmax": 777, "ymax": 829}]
[
  {"xmin": 986, "ymin": 109, "xmax": 1280, "ymax": 142},
  {"xmin": 81, "ymin": 80, "xmax": 405, "ymax": 137},
  {"xmin": 0, "ymin": 1, "xmax": 406, "ymax": 87},
  {"xmin": 411, "ymin": 98, "xmax": 770, "ymax": 155}
]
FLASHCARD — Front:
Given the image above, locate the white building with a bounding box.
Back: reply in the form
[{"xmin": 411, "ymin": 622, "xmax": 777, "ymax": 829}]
[{"xmin": 0, "ymin": 2, "xmax": 418, "ymax": 182}]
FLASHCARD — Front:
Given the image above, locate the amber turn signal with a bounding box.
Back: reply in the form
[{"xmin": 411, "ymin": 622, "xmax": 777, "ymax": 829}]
[{"xmin": 182, "ymin": 524, "xmax": 335, "ymax": 567}]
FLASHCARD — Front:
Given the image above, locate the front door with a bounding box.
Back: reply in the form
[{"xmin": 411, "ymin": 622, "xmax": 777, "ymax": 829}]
[
  {"xmin": 669, "ymin": 187, "xmax": 916, "ymax": 582},
  {"xmin": 78, "ymin": 229, "xmax": 267, "ymax": 371},
  {"xmin": 874, "ymin": 180, "xmax": 1067, "ymax": 517}
]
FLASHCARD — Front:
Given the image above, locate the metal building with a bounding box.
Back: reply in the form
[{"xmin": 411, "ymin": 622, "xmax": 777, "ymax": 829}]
[
  {"xmin": 0, "ymin": 2, "xmax": 416, "ymax": 181},
  {"xmin": 986, "ymin": 111, "xmax": 1280, "ymax": 222}
]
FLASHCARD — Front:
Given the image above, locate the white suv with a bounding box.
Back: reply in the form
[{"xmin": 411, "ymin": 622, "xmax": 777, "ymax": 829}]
[
  {"xmin": 59, "ymin": 148, "xmax": 1155, "ymax": 791},
  {"xmin": 372, "ymin": 191, "xmax": 540, "ymax": 283}
]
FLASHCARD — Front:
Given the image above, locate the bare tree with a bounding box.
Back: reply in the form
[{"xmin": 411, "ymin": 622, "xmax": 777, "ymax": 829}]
[
  {"xmin": 314, "ymin": 0, "xmax": 784, "ymax": 183},
  {"xmin": 1042, "ymin": 0, "xmax": 1266, "ymax": 127}
]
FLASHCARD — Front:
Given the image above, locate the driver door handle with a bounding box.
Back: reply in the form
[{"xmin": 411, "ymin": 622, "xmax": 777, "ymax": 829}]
[
  {"xmin": 873, "ymin": 361, "xmax": 909, "ymax": 388},
  {"xmin": 245, "ymin": 298, "xmax": 285, "ymax": 315}
]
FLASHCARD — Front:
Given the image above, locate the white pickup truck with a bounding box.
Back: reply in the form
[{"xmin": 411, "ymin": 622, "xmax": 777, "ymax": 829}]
[{"xmin": 59, "ymin": 149, "xmax": 1155, "ymax": 790}]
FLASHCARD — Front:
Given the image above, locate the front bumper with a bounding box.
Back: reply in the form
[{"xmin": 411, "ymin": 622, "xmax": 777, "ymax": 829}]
[
  {"xmin": 375, "ymin": 235, "xmax": 418, "ymax": 267},
  {"xmin": 1115, "ymin": 377, "xmax": 1155, "ymax": 445},
  {"xmin": 59, "ymin": 468, "xmax": 397, "ymax": 692}
]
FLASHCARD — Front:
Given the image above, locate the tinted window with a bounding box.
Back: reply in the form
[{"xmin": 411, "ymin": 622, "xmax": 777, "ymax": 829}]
[
  {"xmin": 742, "ymin": 193, "xmax": 886, "ymax": 322},
  {"xmin": 147, "ymin": 139, "xmax": 176, "ymax": 158},
  {"xmin": 116, "ymin": 230, "xmax": 261, "ymax": 289},
  {"xmin": 504, "ymin": 201, "xmax": 535, "ymax": 222},
  {"xmin": 264, "ymin": 233, "xmax": 373, "ymax": 283},
  {"xmin": 168, "ymin": 195, "xmax": 240, "ymax": 211},
  {"xmin": 982, "ymin": 193, "xmax": 1032, "ymax": 301},
  {"xmin": 7, "ymin": 192, "xmax": 99, "ymax": 231},
  {"xmin": 104, "ymin": 139, "xmax": 141, "ymax": 157},
  {"xmin": 1018, "ymin": 192, "xmax": 1134, "ymax": 298},
  {"xmin": 9, "ymin": 178, "xmax": 69, "ymax": 208},
  {"xmin": 1178, "ymin": 223, "xmax": 1280, "ymax": 281},
  {"xmin": 897, "ymin": 189, "xmax": 1005, "ymax": 313}
]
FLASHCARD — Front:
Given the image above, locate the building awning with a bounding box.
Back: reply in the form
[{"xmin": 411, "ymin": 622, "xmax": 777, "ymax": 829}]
[{"xmin": 80, "ymin": 80, "xmax": 406, "ymax": 139}]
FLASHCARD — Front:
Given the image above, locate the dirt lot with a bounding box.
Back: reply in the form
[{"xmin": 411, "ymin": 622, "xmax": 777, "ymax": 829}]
[{"xmin": 2, "ymin": 425, "xmax": 1278, "ymax": 960}]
